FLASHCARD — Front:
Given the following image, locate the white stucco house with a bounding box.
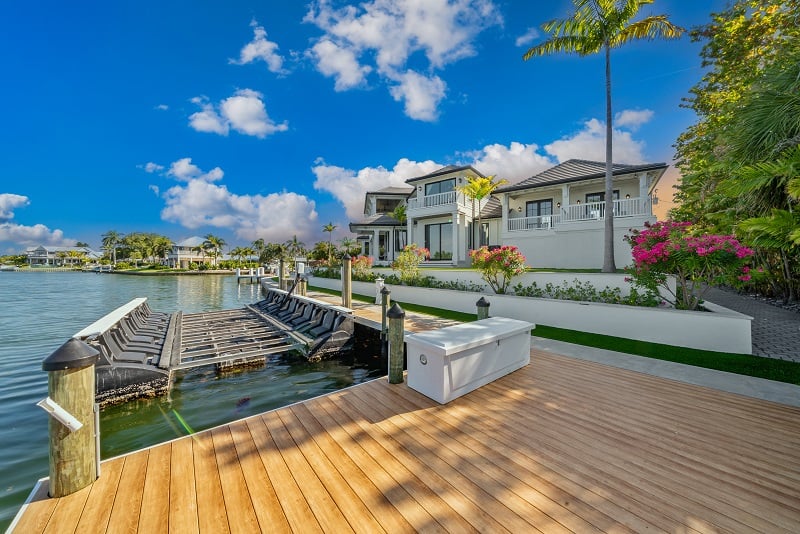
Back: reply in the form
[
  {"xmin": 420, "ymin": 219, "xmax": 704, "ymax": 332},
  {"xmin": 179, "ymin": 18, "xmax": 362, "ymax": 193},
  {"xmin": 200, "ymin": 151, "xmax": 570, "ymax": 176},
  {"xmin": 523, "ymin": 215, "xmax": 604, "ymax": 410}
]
[
  {"xmin": 167, "ymin": 236, "xmax": 209, "ymax": 268},
  {"xmin": 26, "ymin": 245, "xmax": 102, "ymax": 266},
  {"xmin": 349, "ymin": 159, "xmax": 667, "ymax": 269}
]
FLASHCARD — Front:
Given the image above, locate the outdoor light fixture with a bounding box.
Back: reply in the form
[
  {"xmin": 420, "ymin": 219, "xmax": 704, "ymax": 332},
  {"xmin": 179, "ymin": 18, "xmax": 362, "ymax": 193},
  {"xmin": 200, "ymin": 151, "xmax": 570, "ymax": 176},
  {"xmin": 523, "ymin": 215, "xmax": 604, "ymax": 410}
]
[
  {"xmin": 625, "ymin": 194, "xmax": 631, "ymax": 199},
  {"xmin": 576, "ymin": 200, "xmax": 581, "ymax": 205},
  {"xmin": 517, "ymin": 206, "xmax": 522, "ymax": 212},
  {"xmin": 556, "ymin": 202, "xmax": 561, "ymax": 208}
]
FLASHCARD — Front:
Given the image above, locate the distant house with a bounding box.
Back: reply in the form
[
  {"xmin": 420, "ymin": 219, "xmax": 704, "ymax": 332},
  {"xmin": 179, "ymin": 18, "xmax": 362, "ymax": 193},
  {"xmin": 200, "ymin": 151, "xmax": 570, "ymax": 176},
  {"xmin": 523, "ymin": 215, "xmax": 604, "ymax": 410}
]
[
  {"xmin": 349, "ymin": 159, "xmax": 667, "ymax": 269},
  {"xmin": 167, "ymin": 236, "xmax": 208, "ymax": 268},
  {"xmin": 25, "ymin": 245, "xmax": 102, "ymax": 266}
]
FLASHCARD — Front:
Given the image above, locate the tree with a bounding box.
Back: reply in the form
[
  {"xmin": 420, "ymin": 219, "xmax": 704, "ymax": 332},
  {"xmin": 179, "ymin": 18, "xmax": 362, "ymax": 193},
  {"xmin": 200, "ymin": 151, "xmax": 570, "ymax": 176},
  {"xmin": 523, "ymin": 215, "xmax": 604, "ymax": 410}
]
[
  {"xmin": 101, "ymin": 230, "xmax": 123, "ymax": 265},
  {"xmin": 252, "ymin": 238, "xmax": 266, "ymax": 264},
  {"xmin": 322, "ymin": 222, "xmax": 337, "ymax": 262},
  {"xmin": 75, "ymin": 241, "xmax": 89, "ymax": 248},
  {"xmin": 456, "ymin": 175, "xmax": 508, "ymax": 248},
  {"xmin": 203, "ymin": 234, "xmax": 226, "ymax": 266},
  {"xmin": 339, "ymin": 237, "xmax": 361, "ymax": 257},
  {"xmin": 284, "ymin": 235, "xmax": 306, "ymax": 258},
  {"xmin": 523, "ymin": 0, "xmax": 682, "ymax": 272}
]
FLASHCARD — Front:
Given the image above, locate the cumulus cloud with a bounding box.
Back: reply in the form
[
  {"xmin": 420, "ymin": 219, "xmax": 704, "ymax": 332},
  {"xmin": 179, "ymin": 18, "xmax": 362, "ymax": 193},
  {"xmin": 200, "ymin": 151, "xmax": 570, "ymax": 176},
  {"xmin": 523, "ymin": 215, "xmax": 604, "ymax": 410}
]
[
  {"xmin": 188, "ymin": 90, "xmax": 288, "ymax": 138},
  {"xmin": 304, "ymin": 0, "xmax": 502, "ymax": 121},
  {"xmin": 312, "ymin": 157, "xmax": 442, "ymax": 219},
  {"xmin": 155, "ymin": 104, "xmax": 169, "ymax": 111},
  {"xmin": 515, "ymin": 27, "xmax": 539, "ymax": 47},
  {"xmin": 614, "ymin": 109, "xmax": 654, "ymax": 131},
  {"xmin": 0, "ymin": 193, "xmax": 29, "ymax": 221},
  {"xmin": 142, "ymin": 162, "xmax": 164, "ymax": 173},
  {"xmin": 0, "ymin": 193, "xmax": 76, "ymax": 247},
  {"xmin": 469, "ymin": 142, "xmax": 553, "ymax": 182},
  {"xmin": 389, "ymin": 71, "xmax": 446, "ymax": 121},
  {"xmin": 544, "ymin": 118, "xmax": 647, "ymax": 164},
  {"xmin": 230, "ymin": 20, "xmax": 286, "ymax": 74},
  {"xmin": 159, "ymin": 159, "xmax": 318, "ymax": 242}
]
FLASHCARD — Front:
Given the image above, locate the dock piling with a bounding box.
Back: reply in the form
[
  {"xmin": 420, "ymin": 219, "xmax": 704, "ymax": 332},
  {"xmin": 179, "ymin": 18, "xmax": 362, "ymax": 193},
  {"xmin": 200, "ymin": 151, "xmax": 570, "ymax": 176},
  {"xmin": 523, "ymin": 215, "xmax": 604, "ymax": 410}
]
[
  {"xmin": 342, "ymin": 253, "xmax": 352, "ymax": 308},
  {"xmin": 41, "ymin": 338, "xmax": 100, "ymax": 497},
  {"xmin": 278, "ymin": 258, "xmax": 286, "ymax": 290},
  {"xmin": 476, "ymin": 296, "xmax": 491, "ymax": 320},
  {"xmin": 387, "ymin": 303, "xmax": 405, "ymax": 384},
  {"xmin": 381, "ymin": 286, "xmax": 390, "ymax": 358}
]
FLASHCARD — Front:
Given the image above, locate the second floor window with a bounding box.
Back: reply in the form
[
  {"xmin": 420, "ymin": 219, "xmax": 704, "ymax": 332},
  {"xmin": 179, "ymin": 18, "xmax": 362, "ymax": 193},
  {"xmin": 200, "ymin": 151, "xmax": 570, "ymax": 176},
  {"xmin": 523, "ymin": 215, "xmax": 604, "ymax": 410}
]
[
  {"xmin": 376, "ymin": 198, "xmax": 401, "ymax": 213},
  {"xmin": 424, "ymin": 178, "xmax": 455, "ymax": 196}
]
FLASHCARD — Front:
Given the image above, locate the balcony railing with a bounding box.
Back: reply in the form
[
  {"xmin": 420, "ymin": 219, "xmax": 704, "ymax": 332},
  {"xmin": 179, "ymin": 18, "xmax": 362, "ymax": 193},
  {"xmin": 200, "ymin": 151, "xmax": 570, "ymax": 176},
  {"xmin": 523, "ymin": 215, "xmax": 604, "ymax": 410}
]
[
  {"xmin": 407, "ymin": 191, "xmax": 470, "ymax": 210},
  {"xmin": 508, "ymin": 197, "xmax": 652, "ymax": 231}
]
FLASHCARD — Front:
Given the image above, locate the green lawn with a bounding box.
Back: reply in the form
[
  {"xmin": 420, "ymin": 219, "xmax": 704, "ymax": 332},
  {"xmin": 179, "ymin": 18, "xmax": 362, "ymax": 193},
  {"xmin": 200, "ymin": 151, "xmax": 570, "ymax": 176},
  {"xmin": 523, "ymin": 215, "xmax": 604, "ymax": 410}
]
[{"xmin": 310, "ymin": 285, "xmax": 800, "ymax": 385}]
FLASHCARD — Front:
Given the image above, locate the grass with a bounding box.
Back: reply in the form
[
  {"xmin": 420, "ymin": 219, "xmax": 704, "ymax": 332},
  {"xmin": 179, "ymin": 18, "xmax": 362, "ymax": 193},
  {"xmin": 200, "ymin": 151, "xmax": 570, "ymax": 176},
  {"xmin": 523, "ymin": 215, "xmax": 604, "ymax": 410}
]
[{"xmin": 310, "ymin": 285, "xmax": 800, "ymax": 386}]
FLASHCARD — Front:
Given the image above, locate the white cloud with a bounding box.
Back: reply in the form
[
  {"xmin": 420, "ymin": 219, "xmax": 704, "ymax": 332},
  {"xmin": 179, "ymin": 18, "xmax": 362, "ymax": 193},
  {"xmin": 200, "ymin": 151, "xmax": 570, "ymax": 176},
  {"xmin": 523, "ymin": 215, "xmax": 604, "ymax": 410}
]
[
  {"xmin": 160, "ymin": 159, "xmax": 318, "ymax": 242},
  {"xmin": 614, "ymin": 109, "xmax": 654, "ymax": 131},
  {"xmin": 312, "ymin": 157, "xmax": 441, "ymax": 219},
  {"xmin": 155, "ymin": 104, "xmax": 169, "ymax": 111},
  {"xmin": 308, "ymin": 39, "xmax": 371, "ymax": 91},
  {"xmin": 515, "ymin": 27, "xmax": 539, "ymax": 47},
  {"xmin": 304, "ymin": 0, "xmax": 502, "ymax": 121},
  {"xmin": 231, "ymin": 20, "xmax": 286, "ymax": 74},
  {"xmin": 389, "ymin": 71, "xmax": 446, "ymax": 121},
  {"xmin": 188, "ymin": 90, "xmax": 288, "ymax": 138},
  {"xmin": 149, "ymin": 185, "xmax": 160, "ymax": 196},
  {"xmin": 167, "ymin": 157, "xmax": 224, "ymax": 182},
  {"xmin": 544, "ymin": 118, "xmax": 647, "ymax": 164},
  {"xmin": 143, "ymin": 162, "xmax": 164, "ymax": 173},
  {"xmin": 469, "ymin": 142, "xmax": 553, "ymax": 182},
  {"xmin": 0, "ymin": 193, "xmax": 29, "ymax": 221}
]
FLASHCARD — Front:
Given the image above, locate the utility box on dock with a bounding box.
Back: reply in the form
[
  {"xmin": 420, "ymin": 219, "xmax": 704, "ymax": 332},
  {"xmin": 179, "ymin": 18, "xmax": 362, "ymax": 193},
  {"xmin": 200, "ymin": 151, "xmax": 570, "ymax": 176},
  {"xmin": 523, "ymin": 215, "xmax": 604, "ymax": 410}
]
[{"xmin": 405, "ymin": 317, "xmax": 534, "ymax": 404}]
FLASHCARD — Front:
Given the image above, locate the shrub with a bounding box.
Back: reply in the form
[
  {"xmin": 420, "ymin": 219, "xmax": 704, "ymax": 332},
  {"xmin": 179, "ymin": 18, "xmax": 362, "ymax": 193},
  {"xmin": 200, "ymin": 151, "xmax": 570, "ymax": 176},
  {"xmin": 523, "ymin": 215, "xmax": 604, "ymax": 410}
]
[
  {"xmin": 351, "ymin": 255, "xmax": 374, "ymax": 278},
  {"xmin": 470, "ymin": 245, "xmax": 526, "ymax": 294},
  {"xmin": 625, "ymin": 221, "xmax": 754, "ymax": 310},
  {"xmin": 392, "ymin": 244, "xmax": 429, "ymax": 284},
  {"xmin": 511, "ymin": 279, "xmax": 660, "ymax": 307}
]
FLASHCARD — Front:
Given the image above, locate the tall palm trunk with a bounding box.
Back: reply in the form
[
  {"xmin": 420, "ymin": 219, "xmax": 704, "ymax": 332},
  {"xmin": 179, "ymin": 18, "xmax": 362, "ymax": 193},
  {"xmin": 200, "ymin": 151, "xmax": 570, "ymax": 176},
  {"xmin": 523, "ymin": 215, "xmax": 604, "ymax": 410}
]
[{"xmin": 603, "ymin": 42, "xmax": 616, "ymax": 273}]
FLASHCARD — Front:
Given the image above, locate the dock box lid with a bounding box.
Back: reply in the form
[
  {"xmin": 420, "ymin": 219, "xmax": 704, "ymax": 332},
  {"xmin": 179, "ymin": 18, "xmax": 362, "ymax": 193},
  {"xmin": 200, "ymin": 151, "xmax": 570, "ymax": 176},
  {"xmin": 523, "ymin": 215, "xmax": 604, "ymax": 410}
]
[{"xmin": 405, "ymin": 317, "xmax": 534, "ymax": 356}]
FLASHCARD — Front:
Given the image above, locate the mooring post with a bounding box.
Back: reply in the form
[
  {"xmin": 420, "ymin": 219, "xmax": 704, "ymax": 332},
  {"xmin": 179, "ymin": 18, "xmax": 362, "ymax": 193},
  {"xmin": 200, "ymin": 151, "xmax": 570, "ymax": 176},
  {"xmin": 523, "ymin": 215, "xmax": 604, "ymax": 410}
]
[
  {"xmin": 387, "ymin": 303, "xmax": 405, "ymax": 384},
  {"xmin": 278, "ymin": 258, "xmax": 285, "ymax": 290},
  {"xmin": 40, "ymin": 338, "xmax": 100, "ymax": 497},
  {"xmin": 380, "ymin": 286, "xmax": 391, "ymax": 358},
  {"xmin": 342, "ymin": 253, "xmax": 352, "ymax": 308},
  {"xmin": 297, "ymin": 275, "xmax": 307, "ymax": 296},
  {"xmin": 476, "ymin": 296, "xmax": 491, "ymax": 320}
]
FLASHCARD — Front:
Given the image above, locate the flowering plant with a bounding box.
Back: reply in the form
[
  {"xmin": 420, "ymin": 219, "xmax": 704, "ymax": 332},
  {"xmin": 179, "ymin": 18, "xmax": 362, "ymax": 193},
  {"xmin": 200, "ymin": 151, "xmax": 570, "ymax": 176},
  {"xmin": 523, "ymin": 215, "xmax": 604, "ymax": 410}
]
[
  {"xmin": 470, "ymin": 245, "xmax": 526, "ymax": 294},
  {"xmin": 351, "ymin": 255, "xmax": 374, "ymax": 278},
  {"xmin": 624, "ymin": 221, "xmax": 754, "ymax": 310},
  {"xmin": 392, "ymin": 244, "xmax": 429, "ymax": 284}
]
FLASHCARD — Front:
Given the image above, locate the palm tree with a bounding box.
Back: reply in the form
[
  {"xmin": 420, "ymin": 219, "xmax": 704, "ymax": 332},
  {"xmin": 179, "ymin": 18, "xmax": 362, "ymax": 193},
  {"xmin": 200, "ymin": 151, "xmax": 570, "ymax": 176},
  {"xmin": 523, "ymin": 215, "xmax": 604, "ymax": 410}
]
[
  {"xmin": 284, "ymin": 235, "xmax": 306, "ymax": 258},
  {"xmin": 101, "ymin": 230, "xmax": 123, "ymax": 265},
  {"xmin": 203, "ymin": 234, "xmax": 226, "ymax": 266},
  {"xmin": 523, "ymin": 0, "xmax": 682, "ymax": 272},
  {"xmin": 457, "ymin": 175, "xmax": 508, "ymax": 248},
  {"xmin": 322, "ymin": 222, "xmax": 337, "ymax": 262},
  {"xmin": 339, "ymin": 237, "xmax": 358, "ymax": 256}
]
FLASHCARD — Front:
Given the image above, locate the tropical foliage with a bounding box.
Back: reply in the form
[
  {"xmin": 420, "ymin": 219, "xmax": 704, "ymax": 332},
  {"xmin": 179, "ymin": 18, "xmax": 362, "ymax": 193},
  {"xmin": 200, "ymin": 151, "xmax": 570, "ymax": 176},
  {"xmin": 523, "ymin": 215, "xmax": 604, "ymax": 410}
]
[
  {"xmin": 470, "ymin": 245, "xmax": 527, "ymax": 294},
  {"xmin": 392, "ymin": 244, "xmax": 430, "ymax": 284},
  {"xmin": 523, "ymin": 0, "xmax": 682, "ymax": 272},
  {"xmin": 456, "ymin": 174, "xmax": 507, "ymax": 247}
]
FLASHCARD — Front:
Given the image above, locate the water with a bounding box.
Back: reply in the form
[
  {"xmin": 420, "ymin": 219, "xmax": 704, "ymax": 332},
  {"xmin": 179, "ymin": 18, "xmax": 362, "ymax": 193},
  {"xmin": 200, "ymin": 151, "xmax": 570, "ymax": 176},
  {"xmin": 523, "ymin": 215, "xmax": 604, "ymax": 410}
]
[{"xmin": 0, "ymin": 272, "xmax": 380, "ymax": 530}]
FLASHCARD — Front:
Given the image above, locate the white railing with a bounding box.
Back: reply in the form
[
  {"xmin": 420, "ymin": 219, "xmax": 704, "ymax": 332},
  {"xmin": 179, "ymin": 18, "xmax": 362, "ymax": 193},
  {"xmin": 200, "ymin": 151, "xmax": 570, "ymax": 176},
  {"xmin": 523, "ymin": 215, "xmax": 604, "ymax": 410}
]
[
  {"xmin": 408, "ymin": 191, "xmax": 472, "ymax": 210},
  {"xmin": 508, "ymin": 197, "xmax": 652, "ymax": 231}
]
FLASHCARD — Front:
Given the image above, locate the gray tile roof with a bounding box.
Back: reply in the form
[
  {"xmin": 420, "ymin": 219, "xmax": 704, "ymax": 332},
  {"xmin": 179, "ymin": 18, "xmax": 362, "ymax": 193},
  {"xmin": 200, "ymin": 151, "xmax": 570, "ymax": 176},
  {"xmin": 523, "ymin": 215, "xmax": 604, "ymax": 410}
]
[
  {"xmin": 496, "ymin": 159, "xmax": 668, "ymax": 193},
  {"xmin": 405, "ymin": 165, "xmax": 485, "ymax": 184},
  {"xmin": 366, "ymin": 186, "xmax": 414, "ymax": 196},
  {"xmin": 479, "ymin": 197, "xmax": 502, "ymax": 219},
  {"xmin": 349, "ymin": 214, "xmax": 405, "ymax": 230}
]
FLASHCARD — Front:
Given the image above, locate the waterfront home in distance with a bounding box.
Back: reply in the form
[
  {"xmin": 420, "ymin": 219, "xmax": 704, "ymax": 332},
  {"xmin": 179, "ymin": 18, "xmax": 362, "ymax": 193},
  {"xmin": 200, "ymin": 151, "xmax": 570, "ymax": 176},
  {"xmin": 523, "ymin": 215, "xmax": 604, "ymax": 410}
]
[
  {"xmin": 25, "ymin": 245, "xmax": 102, "ymax": 266},
  {"xmin": 166, "ymin": 236, "xmax": 209, "ymax": 268},
  {"xmin": 350, "ymin": 159, "xmax": 666, "ymax": 268}
]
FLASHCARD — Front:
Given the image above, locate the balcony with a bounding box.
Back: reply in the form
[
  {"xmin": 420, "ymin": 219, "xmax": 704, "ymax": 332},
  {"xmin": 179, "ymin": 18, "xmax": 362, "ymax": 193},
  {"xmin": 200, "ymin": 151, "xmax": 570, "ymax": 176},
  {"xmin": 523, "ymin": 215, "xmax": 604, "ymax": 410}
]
[
  {"xmin": 407, "ymin": 191, "xmax": 470, "ymax": 211},
  {"xmin": 507, "ymin": 197, "xmax": 652, "ymax": 232}
]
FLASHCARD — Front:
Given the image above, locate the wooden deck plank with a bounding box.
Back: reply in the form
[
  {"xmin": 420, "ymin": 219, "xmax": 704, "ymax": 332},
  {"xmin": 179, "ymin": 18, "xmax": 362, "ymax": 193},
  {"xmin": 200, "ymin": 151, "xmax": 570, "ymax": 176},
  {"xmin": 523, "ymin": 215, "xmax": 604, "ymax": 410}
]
[
  {"xmin": 191, "ymin": 430, "xmax": 230, "ymax": 533},
  {"xmin": 245, "ymin": 415, "xmax": 323, "ymax": 532},
  {"xmin": 106, "ymin": 450, "xmax": 149, "ymax": 532},
  {"xmin": 13, "ymin": 347, "xmax": 800, "ymax": 533},
  {"xmin": 227, "ymin": 420, "xmax": 292, "ymax": 533},
  {"xmin": 9, "ymin": 483, "xmax": 57, "ymax": 534},
  {"xmin": 137, "ymin": 443, "xmax": 171, "ymax": 534},
  {"xmin": 168, "ymin": 436, "xmax": 198, "ymax": 534},
  {"xmin": 210, "ymin": 426, "xmax": 261, "ymax": 533}
]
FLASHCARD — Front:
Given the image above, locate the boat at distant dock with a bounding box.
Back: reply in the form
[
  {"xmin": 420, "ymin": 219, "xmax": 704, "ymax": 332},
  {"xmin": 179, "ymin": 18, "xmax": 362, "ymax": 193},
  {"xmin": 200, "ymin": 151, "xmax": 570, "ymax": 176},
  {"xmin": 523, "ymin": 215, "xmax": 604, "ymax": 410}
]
[{"xmin": 0, "ymin": 264, "xmax": 19, "ymax": 271}]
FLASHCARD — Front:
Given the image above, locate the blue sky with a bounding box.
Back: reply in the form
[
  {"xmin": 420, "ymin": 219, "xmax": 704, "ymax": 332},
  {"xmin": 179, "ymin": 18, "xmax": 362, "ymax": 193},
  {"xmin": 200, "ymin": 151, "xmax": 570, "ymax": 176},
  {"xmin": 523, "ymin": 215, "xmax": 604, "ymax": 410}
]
[{"xmin": 0, "ymin": 0, "xmax": 726, "ymax": 253}]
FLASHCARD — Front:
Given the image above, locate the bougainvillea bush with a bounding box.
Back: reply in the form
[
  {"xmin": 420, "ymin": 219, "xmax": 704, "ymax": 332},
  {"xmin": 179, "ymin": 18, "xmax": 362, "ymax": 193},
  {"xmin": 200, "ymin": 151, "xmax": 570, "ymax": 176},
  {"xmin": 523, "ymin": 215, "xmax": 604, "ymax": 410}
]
[
  {"xmin": 625, "ymin": 221, "xmax": 754, "ymax": 310},
  {"xmin": 392, "ymin": 244, "xmax": 430, "ymax": 284},
  {"xmin": 351, "ymin": 255, "xmax": 374, "ymax": 279},
  {"xmin": 470, "ymin": 245, "xmax": 526, "ymax": 294}
]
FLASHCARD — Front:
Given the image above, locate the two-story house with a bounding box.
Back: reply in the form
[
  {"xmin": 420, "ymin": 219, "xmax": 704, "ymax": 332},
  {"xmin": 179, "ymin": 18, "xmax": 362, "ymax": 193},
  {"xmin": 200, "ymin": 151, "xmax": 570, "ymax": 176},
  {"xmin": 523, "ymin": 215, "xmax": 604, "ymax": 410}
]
[
  {"xmin": 349, "ymin": 186, "xmax": 413, "ymax": 265},
  {"xmin": 493, "ymin": 159, "xmax": 667, "ymax": 268},
  {"xmin": 167, "ymin": 236, "xmax": 209, "ymax": 268},
  {"xmin": 26, "ymin": 245, "xmax": 102, "ymax": 266}
]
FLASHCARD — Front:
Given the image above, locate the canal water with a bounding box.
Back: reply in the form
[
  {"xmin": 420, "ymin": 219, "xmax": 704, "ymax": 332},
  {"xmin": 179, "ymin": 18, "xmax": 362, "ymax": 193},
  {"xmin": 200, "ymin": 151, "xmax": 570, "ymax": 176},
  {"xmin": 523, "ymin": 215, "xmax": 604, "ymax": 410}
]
[{"xmin": 0, "ymin": 271, "xmax": 381, "ymax": 530}]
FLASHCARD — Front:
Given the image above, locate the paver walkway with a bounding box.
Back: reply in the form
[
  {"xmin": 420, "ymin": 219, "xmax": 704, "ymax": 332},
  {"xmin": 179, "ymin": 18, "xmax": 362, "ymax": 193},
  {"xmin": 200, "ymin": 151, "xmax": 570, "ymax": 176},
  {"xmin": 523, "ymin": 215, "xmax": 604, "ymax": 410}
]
[{"xmin": 705, "ymin": 286, "xmax": 800, "ymax": 362}]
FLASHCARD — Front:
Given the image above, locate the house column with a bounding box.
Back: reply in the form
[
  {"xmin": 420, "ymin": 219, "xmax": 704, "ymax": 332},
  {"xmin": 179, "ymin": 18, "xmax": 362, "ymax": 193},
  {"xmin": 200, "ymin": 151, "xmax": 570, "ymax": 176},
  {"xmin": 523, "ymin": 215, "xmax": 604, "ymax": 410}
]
[
  {"xmin": 500, "ymin": 194, "xmax": 508, "ymax": 236},
  {"xmin": 639, "ymin": 173, "xmax": 649, "ymax": 214},
  {"xmin": 373, "ymin": 229, "xmax": 380, "ymax": 260},
  {"xmin": 452, "ymin": 210, "xmax": 459, "ymax": 264}
]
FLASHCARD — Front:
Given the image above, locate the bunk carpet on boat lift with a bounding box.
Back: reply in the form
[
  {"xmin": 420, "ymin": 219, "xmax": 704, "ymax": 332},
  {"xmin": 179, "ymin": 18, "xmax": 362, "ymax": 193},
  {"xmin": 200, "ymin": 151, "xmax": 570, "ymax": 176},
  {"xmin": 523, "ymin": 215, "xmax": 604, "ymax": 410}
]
[{"xmin": 175, "ymin": 308, "xmax": 306, "ymax": 370}]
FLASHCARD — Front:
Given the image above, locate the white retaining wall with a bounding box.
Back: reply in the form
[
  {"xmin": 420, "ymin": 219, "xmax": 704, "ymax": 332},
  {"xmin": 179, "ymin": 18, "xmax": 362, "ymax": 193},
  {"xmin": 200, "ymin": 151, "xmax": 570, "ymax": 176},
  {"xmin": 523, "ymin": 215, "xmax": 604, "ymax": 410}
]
[{"xmin": 309, "ymin": 276, "xmax": 752, "ymax": 354}]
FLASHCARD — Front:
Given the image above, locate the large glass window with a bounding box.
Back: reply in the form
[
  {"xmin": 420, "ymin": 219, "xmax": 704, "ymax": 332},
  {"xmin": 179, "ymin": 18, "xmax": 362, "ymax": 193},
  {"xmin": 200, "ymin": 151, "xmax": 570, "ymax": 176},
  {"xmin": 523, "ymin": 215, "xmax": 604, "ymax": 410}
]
[
  {"xmin": 425, "ymin": 222, "xmax": 453, "ymax": 260},
  {"xmin": 525, "ymin": 199, "xmax": 553, "ymax": 229},
  {"xmin": 424, "ymin": 179, "xmax": 455, "ymax": 196},
  {"xmin": 376, "ymin": 198, "xmax": 401, "ymax": 213},
  {"xmin": 586, "ymin": 190, "xmax": 619, "ymax": 218},
  {"xmin": 395, "ymin": 230, "xmax": 407, "ymax": 252}
]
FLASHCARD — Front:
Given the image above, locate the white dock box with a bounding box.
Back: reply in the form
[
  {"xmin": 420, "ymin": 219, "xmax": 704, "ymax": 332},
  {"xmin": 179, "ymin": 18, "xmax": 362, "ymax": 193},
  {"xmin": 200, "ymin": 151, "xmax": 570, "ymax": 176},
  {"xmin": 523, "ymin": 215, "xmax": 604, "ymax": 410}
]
[{"xmin": 405, "ymin": 317, "xmax": 534, "ymax": 404}]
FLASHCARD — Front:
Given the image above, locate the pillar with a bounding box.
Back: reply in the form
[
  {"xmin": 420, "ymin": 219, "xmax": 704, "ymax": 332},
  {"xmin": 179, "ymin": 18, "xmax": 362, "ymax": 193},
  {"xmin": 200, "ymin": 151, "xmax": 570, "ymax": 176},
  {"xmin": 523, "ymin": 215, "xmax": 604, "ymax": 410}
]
[
  {"xmin": 342, "ymin": 253, "xmax": 352, "ymax": 308},
  {"xmin": 476, "ymin": 296, "xmax": 490, "ymax": 320},
  {"xmin": 387, "ymin": 303, "xmax": 405, "ymax": 384}
]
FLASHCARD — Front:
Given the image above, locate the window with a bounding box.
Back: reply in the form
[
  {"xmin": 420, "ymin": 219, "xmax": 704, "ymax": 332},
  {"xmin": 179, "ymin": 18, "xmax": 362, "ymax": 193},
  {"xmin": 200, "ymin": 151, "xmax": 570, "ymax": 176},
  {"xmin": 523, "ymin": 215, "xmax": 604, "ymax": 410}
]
[
  {"xmin": 480, "ymin": 222, "xmax": 489, "ymax": 246},
  {"xmin": 425, "ymin": 222, "xmax": 453, "ymax": 260},
  {"xmin": 525, "ymin": 199, "xmax": 553, "ymax": 228},
  {"xmin": 585, "ymin": 190, "xmax": 619, "ymax": 218},
  {"xmin": 376, "ymin": 198, "xmax": 401, "ymax": 213},
  {"xmin": 395, "ymin": 230, "xmax": 407, "ymax": 252},
  {"xmin": 424, "ymin": 179, "xmax": 455, "ymax": 196}
]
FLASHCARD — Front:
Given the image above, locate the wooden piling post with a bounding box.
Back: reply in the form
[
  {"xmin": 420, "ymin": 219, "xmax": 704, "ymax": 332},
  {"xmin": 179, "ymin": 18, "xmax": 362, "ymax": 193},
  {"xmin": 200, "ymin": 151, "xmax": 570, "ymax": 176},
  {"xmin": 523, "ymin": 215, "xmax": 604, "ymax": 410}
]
[
  {"xmin": 278, "ymin": 258, "xmax": 285, "ymax": 290},
  {"xmin": 297, "ymin": 276, "xmax": 307, "ymax": 296},
  {"xmin": 342, "ymin": 253, "xmax": 352, "ymax": 308},
  {"xmin": 476, "ymin": 296, "xmax": 491, "ymax": 320},
  {"xmin": 381, "ymin": 286, "xmax": 390, "ymax": 358},
  {"xmin": 41, "ymin": 338, "xmax": 100, "ymax": 497},
  {"xmin": 387, "ymin": 303, "xmax": 405, "ymax": 384}
]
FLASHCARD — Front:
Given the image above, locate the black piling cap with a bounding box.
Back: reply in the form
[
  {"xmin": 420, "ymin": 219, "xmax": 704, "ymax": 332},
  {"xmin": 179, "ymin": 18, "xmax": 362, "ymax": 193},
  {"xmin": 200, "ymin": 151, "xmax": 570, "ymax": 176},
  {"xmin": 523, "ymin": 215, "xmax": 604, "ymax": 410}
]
[
  {"xmin": 342, "ymin": 253, "xmax": 351, "ymax": 261},
  {"xmin": 386, "ymin": 302, "xmax": 405, "ymax": 319},
  {"xmin": 381, "ymin": 286, "xmax": 391, "ymax": 295},
  {"xmin": 42, "ymin": 338, "xmax": 100, "ymax": 372},
  {"xmin": 476, "ymin": 296, "xmax": 491, "ymax": 308}
]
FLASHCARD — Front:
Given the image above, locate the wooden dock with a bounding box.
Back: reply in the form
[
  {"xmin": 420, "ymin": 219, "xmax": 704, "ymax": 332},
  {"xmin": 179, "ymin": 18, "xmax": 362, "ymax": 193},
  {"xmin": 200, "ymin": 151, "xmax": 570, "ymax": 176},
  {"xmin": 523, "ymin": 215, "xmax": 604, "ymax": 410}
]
[{"xmin": 12, "ymin": 349, "xmax": 800, "ymax": 533}]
